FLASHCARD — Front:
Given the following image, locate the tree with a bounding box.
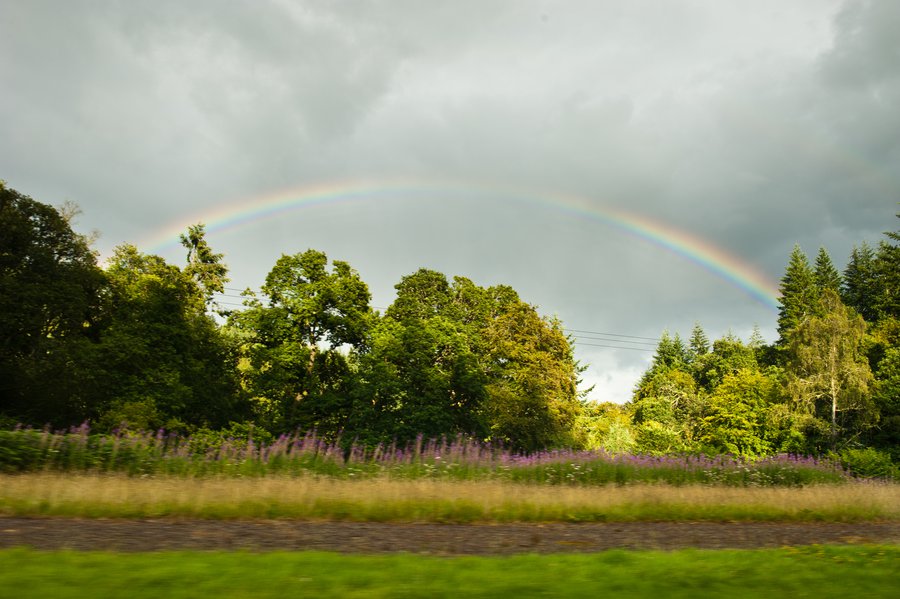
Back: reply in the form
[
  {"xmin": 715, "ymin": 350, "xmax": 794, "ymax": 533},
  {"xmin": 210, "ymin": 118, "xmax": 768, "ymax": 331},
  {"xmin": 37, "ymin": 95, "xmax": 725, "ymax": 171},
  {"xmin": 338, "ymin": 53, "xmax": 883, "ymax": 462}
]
[
  {"xmin": 481, "ymin": 302, "xmax": 583, "ymax": 451},
  {"xmin": 872, "ymin": 215, "xmax": 900, "ymax": 320},
  {"xmin": 842, "ymin": 242, "xmax": 879, "ymax": 322},
  {"xmin": 687, "ymin": 322, "xmax": 710, "ymax": 361},
  {"xmin": 180, "ymin": 223, "xmax": 229, "ymax": 305},
  {"xmin": 777, "ymin": 244, "xmax": 819, "ymax": 345},
  {"xmin": 353, "ymin": 315, "xmax": 487, "ymax": 445},
  {"xmin": 0, "ymin": 182, "xmax": 105, "ymax": 425},
  {"xmin": 385, "ymin": 269, "xmax": 453, "ymax": 322},
  {"xmin": 699, "ymin": 368, "xmax": 776, "ymax": 457},
  {"xmin": 693, "ymin": 333, "xmax": 759, "ymax": 391},
  {"xmin": 228, "ymin": 250, "xmax": 372, "ymax": 435},
  {"xmin": 90, "ymin": 244, "xmax": 240, "ymax": 431},
  {"xmin": 814, "ymin": 247, "xmax": 841, "ymax": 293},
  {"xmin": 785, "ymin": 289, "xmax": 874, "ymax": 446}
]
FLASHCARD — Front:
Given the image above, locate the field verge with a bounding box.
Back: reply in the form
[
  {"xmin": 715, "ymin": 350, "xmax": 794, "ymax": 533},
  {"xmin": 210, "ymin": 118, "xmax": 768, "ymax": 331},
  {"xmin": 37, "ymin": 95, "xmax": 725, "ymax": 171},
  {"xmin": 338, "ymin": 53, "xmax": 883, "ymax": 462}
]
[{"xmin": 1, "ymin": 474, "xmax": 897, "ymax": 522}]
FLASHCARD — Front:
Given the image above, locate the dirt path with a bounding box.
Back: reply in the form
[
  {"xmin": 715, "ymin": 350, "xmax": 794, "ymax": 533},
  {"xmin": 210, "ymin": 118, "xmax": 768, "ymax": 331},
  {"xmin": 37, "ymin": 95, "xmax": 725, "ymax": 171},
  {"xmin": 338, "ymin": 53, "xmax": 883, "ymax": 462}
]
[{"xmin": 1, "ymin": 519, "xmax": 897, "ymax": 555}]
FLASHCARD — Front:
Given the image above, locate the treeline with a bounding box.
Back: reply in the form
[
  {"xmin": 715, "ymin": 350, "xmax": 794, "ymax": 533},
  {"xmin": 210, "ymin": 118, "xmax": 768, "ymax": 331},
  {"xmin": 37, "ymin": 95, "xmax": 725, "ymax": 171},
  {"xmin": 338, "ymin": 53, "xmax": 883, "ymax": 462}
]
[
  {"xmin": 584, "ymin": 224, "xmax": 899, "ymax": 468},
  {"xmin": 2, "ymin": 181, "xmax": 898, "ymax": 463},
  {"xmin": 0, "ymin": 182, "xmax": 582, "ymax": 452}
]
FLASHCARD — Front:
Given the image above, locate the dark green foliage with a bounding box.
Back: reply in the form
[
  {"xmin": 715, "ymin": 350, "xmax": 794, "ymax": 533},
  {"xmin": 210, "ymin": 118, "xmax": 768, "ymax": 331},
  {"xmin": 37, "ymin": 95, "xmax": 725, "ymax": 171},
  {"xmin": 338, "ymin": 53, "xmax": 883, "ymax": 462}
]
[
  {"xmin": 355, "ymin": 271, "xmax": 582, "ymax": 451},
  {"xmin": 353, "ymin": 315, "xmax": 488, "ymax": 444},
  {"xmin": 0, "ymin": 183, "xmax": 105, "ymax": 425},
  {"xmin": 693, "ymin": 333, "xmax": 759, "ymax": 391},
  {"xmin": 872, "ymin": 216, "xmax": 900, "ymax": 320},
  {"xmin": 777, "ymin": 245, "xmax": 819, "ymax": 345},
  {"xmin": 227, "ymin": 249, "xmax": 372, "ymax": 437},
  {"xmin": 841, "ymin": 242, "xmax": 879, "ymax": 321},
  {"xmin": 180, "ymin": 223, "xmax": 229, "ymax": 304},
  {"xmin": 90, "ymin": 245, "xmax": 242, "ymax": 431},
  {"xmin": 813, "ymin": 246, "xmax": 841, "ymax": 292}
]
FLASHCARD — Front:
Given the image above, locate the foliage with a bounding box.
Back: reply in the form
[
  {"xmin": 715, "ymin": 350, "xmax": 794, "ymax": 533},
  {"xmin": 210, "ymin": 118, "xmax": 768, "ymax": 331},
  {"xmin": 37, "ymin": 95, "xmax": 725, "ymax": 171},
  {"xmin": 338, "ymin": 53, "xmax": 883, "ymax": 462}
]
[
  {"xmin": 179, "ymin": 223, "xmax": 229, "ymax": 305},
  {"xmin": 776, "ymin": 244, "xmax": 819, "ymax": 345},
  {"xmin": 813, "ymin": 246, "xmax": 842, "ymax": 292},
  {"xmin": 88, "ymin": 244, "xmax": 241, "ymax": 430},
  {"xmin": 838, "ymin": 447, "xmax": 898, "ymax": 480},
  {"xmin": 226, "ymin": 250, "xmax": 372, "ymax": 436},
  {"xmin": 841, "ymin": 242, "xmax": 879, "ymax": 322},
  {"xmin": 3, "ymin": 182, "xmax": 899, "ymax": 463},
  {"xmin": 0, "ymin": 183, "xmax": 105, "ymax": 425},
  {"xmin": 785, "ymin": 290, "xmax": 874, "ymax": 445},
  {"xmin": 699, "ymin": 369, "xmax": 775, "ymax": 457}
]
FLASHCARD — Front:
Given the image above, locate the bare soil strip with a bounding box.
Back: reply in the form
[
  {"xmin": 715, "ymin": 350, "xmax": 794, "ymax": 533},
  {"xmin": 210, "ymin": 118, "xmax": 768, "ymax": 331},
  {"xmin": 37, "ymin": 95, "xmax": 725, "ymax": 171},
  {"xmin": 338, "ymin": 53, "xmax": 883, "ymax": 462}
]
[{"xmin": 1, "ymin": 519, "xmax": 897, "ymax": 555}]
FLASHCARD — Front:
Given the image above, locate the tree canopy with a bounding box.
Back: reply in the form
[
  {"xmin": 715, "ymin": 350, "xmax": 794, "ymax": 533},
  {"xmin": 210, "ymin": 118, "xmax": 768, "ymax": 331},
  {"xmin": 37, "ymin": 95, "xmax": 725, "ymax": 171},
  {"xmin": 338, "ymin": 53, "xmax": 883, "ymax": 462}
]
[{"xmin": 2, "ymin": 182, "xmax": 899, "ymax": 466}]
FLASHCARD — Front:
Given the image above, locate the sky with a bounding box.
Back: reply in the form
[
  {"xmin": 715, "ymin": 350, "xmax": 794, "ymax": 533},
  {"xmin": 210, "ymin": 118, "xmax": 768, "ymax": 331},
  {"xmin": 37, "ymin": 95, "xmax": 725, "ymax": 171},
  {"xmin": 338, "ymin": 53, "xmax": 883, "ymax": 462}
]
[{"xmin": 2, "ymin": 0, "xmax": 898, "ymax": 403}]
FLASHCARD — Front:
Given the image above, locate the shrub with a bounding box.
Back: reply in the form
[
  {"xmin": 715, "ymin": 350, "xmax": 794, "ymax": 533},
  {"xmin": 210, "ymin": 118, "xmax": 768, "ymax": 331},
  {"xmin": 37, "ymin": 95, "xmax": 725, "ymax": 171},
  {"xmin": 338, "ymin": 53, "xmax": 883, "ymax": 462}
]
[{"xmin": 839, "ymin": 448, "xmax": 897, "ymax": 480}]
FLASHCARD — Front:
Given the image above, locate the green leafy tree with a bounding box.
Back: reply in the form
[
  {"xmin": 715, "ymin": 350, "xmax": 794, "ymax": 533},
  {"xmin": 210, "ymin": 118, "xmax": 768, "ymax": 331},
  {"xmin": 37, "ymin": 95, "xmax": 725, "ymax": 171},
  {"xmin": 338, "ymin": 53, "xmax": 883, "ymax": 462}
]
[
  {"xmin": 699, "ymin": 369, "xmax": 775, "ymax": 457},
  {"xmin": 180, "ymin": 223, "xmax": 229, "ymax": 305},
  {"xmin": 693, "ymin": 333, "xmax": 759, "ymax": 391},
  {"xmin": 868, "ymin": 345, "xmax": 900, "ymax": 460},
  {"xmin": 91, "ymin": 244, "xmax": 240, "ymax": 431},
  {"xmin": 228, "ymin": 250, "xmax": 372, "ymax": 435},
  {"xmin": 785, "ymin": 289, "xmax": 874, "ymax": 446},
  {"xmin": 0, "ymin": 182, "xmax": 105, "ymax": 425},
  {"xmin": 385, "ymin": 268, "xmax": 454, "ymax": 322},
  {"xmin": 576, "ymin": 402, "xmax": 636, "ymax": 453},
  {"xmin": 481, "ymin": 302, "xmax": 583, "ymax": 451},
  {"xmin": 353, "ymin": 315, "xmax": 487, "ymax": 445},
  {"xmin": 357, "ymin": 270, "xmax": 584, "ymax": 451}
]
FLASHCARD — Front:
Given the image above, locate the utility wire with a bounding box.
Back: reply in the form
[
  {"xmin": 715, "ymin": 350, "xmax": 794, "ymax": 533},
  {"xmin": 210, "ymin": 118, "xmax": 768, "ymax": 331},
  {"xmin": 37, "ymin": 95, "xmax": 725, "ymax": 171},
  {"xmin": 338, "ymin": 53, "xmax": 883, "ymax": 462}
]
[
  {"xmin": 213, "ymin": 292, "xmax": 661, "ymax": 352},
  {"xmin": 574, "ymin": 342, "xmax": 654, "ymax": 352},
  {"xmin": 563, "ymin": 328, "xmax": 659, "ymax": 341}
]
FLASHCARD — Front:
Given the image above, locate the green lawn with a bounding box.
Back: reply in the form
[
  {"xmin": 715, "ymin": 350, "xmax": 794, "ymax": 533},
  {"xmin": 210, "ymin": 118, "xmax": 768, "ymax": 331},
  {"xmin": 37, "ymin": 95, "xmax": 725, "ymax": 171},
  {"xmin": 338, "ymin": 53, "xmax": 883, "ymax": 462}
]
[{"xmin": 2, "ymin": 546, "xmax": 898, "ymax": 598}]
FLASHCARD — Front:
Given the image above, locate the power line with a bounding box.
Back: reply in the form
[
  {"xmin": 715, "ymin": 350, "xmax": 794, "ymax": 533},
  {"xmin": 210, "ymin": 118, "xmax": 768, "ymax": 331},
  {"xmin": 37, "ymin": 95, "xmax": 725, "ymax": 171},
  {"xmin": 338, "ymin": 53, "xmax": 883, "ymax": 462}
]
[
  {"xmin": 213, "ymin": 292, "xmax": 660, "ymax": 352},
  {"xmin": 570, "ymin": 335, "xmax": 657, "ymax": 346},
  {"xmin": 563, "ymin": 328, "xmax": 660, "ymax": 341},
  {"xmin": 574, "ymin": 342, "xmax": 653, "ymax": 352}
]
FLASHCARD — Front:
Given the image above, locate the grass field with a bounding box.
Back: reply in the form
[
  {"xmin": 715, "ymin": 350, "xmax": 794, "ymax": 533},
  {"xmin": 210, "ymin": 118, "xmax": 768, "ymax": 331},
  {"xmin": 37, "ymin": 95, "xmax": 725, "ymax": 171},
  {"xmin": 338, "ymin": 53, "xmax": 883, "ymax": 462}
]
[
  {"xmin": 1, "ymin": 546, "xmax": 897, "ymax": 598},
  {"xmin": 2, "ymin": 473, "xmax": 898, "ymax": 522}
]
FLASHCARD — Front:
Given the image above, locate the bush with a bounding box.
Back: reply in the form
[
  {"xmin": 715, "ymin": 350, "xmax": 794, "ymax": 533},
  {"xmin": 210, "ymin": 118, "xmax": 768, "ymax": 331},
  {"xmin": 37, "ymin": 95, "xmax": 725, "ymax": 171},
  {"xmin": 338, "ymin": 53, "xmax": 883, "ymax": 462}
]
[{"xmin": 839, "ymin": 448, "xmax": 897, "ymax": 480}]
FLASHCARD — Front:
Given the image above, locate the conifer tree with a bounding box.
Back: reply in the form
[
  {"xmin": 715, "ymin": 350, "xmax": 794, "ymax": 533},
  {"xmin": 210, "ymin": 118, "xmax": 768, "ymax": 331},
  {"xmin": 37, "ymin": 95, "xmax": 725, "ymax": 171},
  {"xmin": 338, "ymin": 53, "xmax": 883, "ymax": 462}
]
[
  {"xmin": 748, "ymin": 325, "xmax": 765, "ymax": 349},
  {"xmin": 842, "ymin": 242, "xmax": 878, "ymax": 322},
  {"xmin": 688, "ymin": 322, "xmax": 710, "ymax": 359},
  {"xmin": 814, "ymin": 247, "xmax": 841, "ymax": 293},
  {"xmin": 873, "ymin": 214, "xmax": 900, "ymax": 320},
  {"xmin": 777, "ymin": 244, "xmax": 819, "ymax": 345}
]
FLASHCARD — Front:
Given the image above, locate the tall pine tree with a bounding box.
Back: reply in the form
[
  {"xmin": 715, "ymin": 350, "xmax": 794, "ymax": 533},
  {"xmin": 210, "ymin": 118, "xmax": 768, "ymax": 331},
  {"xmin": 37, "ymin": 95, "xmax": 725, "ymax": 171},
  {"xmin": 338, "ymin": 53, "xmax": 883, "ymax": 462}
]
[
  {"xmin": 777, "ymin": 244, "xmax": 819, "ymax": 345},
  {"xmin": 688, "ymin": 322, "xmax": 710, "ymax": 360},
  {"xmin": 873, "ymin": 214, "xmax": 900, "ymax": 320},
  {"xmin": 842, "ymin": 242, "xmax": 878, "ymax": 322},
  {"xmin": 814, "ymin": 247, "xmax": 841, "ymax": 293}
]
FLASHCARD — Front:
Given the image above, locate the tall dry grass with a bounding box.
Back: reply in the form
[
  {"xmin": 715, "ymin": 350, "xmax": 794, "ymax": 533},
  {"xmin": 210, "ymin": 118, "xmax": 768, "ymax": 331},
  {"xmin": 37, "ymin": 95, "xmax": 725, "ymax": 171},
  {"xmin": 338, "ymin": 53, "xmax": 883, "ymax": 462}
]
[{"xmin": 1, "ymin": 473, "xmax": 896, "ymax": 522}]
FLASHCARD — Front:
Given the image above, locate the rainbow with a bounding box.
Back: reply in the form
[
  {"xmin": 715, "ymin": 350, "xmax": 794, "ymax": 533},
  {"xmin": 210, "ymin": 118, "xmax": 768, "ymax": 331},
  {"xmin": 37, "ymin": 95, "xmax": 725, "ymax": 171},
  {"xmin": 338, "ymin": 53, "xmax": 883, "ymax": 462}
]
[{"xmin": 144, "ymin": 179, "xmax": 781, "ymax": 311}]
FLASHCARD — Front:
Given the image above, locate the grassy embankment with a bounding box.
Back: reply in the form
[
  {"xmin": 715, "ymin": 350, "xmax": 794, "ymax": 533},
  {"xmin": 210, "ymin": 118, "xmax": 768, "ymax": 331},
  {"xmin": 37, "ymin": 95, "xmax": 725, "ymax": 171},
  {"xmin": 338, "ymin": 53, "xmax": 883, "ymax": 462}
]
[{"xmin": 1, "ymin": 546, "xmax": 898, "ymax": 598}]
